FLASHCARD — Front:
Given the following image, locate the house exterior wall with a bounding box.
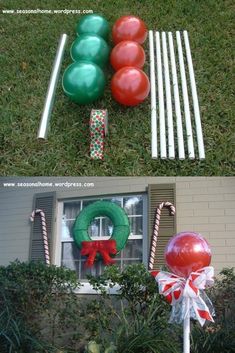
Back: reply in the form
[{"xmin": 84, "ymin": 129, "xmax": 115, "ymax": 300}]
[{"xmin": 0, "ymin": 177, "xmax": 234, "ymax": 274}]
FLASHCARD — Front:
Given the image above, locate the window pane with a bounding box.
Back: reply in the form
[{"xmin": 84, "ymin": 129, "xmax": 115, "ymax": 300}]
[
  {"xmin": 83, "ymin": 199, "xmax": 98, "ymax": 208},
  {"xmin": 64, "ymin": 202, "xmax": 81, "ymax": 220},
  {"xmin": 80, "ymin": 261, "xmax": 104, "ymax": 279},
  {"xmin": 62, "ymin": 217, "xmax": 72, "ymax": 240},
  {"xmin": 124, "ymin": 196, "xmax": 143, "ymax": 215},
  {"xmin": 101, "ymin": 217, "xmax": 113, "ymax": 237},
  {"xmin": 129, "ymin": 216, "xmax": 143, "ymax": 235},
  {"xmin": 123, "ymin": 259, "xmax": 142, "ymax": 268},
  {"xmin": 62, "ymin": 242, "xmax": 80, "ymax": 260},
  {"xmin": 62, "ymin": 260, "xmax": 80, "ymax": 274},
  {"xmin": 122, "ymin": 239, "xmax": 142, "ymax": 259},
  {"xmin": 63, "ymin": 219, "xmax": 77, "ymax": 239},
  {"xmin": 103, "ymin": 197, "xmax": 122, "ymax": 207},
  {"xmin": 88, "ymin": 218, "xmax": 100, "ymax": 237}
]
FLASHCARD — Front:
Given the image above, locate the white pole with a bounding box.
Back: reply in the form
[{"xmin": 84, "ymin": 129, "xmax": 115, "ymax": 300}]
[
  {"xmin": 155, "ymin": 31, "xmax": 167, "ymax": 159},
  {"xmin": 149, "ymin": 31, "xmax": 158, "ymax": 159},
  {"xmin": 183, "ymin": 30, "xmax": 205, "ymax": 160},
  {"xmin": 183, "ymin": 297, "xmax": 191, "ymax": 353},
  {"xmin": 161, "ymin": 32, "xmax": 175, "ymax": 159},
  {"xmin": 168, "ymin": 32, "xmax": 186, "ymax": 160},
  {"xmin": 176, "ymin": 31, "xmax": 195, "ymax": 159},
  {"xmin": 37, "ymin": 33, "xmax": 68, "ymax": 139}
]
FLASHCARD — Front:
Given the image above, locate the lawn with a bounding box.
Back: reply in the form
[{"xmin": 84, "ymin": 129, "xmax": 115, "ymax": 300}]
[{"xmin": 0, "ymin": 0, "xmax": 234, "ymax": 176}]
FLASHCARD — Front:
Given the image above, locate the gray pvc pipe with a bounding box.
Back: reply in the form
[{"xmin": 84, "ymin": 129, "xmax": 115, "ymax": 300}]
[{"xmin": 37, "ymin": 33, "xmax": 68, "ymax": 140}]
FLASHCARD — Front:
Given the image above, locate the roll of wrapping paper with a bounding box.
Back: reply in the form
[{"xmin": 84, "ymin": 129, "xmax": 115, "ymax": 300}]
[{"xmin": 90, "ymin": 109, "xmax": 108, "ymax": 160}]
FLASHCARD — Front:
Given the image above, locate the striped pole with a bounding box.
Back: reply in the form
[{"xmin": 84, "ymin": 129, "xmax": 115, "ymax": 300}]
[
  {"xmin": 30, "ymin": 209, "xmax": 50, "ymax": 265},
  {"xmin": 148, "ymin": 201, "xmax": 175, "ymax": 270}
]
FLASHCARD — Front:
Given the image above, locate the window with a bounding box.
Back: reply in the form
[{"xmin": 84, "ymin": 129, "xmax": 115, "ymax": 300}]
[{"xmin": 57, "ymin": 194, "xmax": 147, "ymax": 281}]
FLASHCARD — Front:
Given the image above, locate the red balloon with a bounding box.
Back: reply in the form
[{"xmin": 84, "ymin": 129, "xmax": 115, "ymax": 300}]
[
  {"xmin": 164, "ymin": 231, "xmax": 211, "ymax": 278},
  {"xmin": 110, "ymin": 40, "xmax": 146, "ymax": 71},
  {"xmin": 112, "ymin": 15, "xmax": 147, "ymax": 45},
  {"xmin": 111, "ymin": 67, "xmax": 150, "ymax": 106}
]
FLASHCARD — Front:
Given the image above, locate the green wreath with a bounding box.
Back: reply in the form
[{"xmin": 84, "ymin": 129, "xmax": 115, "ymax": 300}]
[{"xmin": 73, "ymin": 200, "xmax": 130, "ymax": 252}]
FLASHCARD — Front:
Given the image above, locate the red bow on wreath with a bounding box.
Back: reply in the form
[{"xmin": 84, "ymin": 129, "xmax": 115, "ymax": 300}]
[{"xmin": 81, "ymin": 240, "xmax": 117, "ymax": 267}]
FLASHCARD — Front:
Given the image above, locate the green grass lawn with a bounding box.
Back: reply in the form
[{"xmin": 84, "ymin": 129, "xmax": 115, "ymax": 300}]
[{"xmin": 0, "ymin": 0, "xmax": 234, "ymax": 176}]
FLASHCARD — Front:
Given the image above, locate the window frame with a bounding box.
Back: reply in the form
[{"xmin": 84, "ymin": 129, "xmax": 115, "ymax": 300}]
[{"xmin": 54, "ymin": 193, "xmax": 148, "ymax": 294}]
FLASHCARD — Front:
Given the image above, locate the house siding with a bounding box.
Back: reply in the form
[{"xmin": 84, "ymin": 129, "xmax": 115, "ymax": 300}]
[
  {"xmin": 176, "ymin": 177, "xmax": 235, "ymax": 272},
  {"xmin": 0, "ymin": 177, "xmax": 234, "ymax": 274}
]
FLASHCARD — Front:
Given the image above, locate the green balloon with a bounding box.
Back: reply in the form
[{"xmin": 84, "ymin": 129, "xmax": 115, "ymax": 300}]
[
  {"xmin": 70, "ymin": 34, "xmax": 110, "ymax": 68},
  {"xmin": 76, "ymin": 14, "xmax": 110, "ymax": 40},
  {"xmin": 62, "ymin": 61, "xmax": 106, "ymax": 105}
]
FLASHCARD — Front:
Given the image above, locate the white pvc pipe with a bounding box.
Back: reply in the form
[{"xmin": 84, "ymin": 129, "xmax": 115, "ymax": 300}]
[
  {"xmin": 183, "ymin": 30, "xmax": 205, "ymax": 160},
  {"xmin": 168, "ymin": 32, "xmax": 186, "ymax": 160},
  {"xmin": 149, "ymin": 31, "xmax": 158, "ymax": 159},
  {"xmin": 161, "ymin": 32, "xmax": 175, "ymax": 159},
  {"xmin": 38, "ymin": 33, "xmax": 68, "ymax": 139},
  {"xmin": 176, "ymin": 31, "xmax": 195, "ymax": 159},
  {"xmin": 183, "ymin": 297, "xmax": 191, "ymax": 353},
  {"xmin": 155, "ymin": 31, "xmax": 167, "ymax": 159}
]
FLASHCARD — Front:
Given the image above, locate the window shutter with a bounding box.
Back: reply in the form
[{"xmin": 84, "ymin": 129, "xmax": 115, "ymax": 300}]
[
  {"xmin": 148, "ymin": 184, "xmax": 176, "ymax": 269},
  {"xmin": 29, "ymin": 192, "xmax": 56, "ymax": 263}
]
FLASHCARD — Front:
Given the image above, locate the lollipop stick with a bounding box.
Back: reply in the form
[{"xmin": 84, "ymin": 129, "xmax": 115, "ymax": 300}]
[
  {"xmin": 149, "ymin": 30, "xmax": 158, "ymax": 159},
  {"xmin": 183, "ymin": 297, "xmax": 190, "ymax": 353},
  {"xmin": 183, "ymin": 31, "xmax": 205, "ymax": 160},
  {"xmin": 155, "ymin": 31, "xmax": 167, "ymax": 159},
  {"xmin": 37, "ymin": 33, "xmax": 68, "ymax": 139},
  {"xmin": 176, "ymin": 31, "xmax": 194, "ymax": 160},
  {"xmin": 168, "ymin": 32, "xmax": 186, "ymax": 160},
  {"xmin": 162, "ymin": 32, "xmax": 175, "ymax": 159}
]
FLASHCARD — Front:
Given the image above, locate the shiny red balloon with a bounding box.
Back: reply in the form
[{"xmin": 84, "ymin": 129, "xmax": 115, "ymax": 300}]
[
  {"xmin": 112, "ymin": 15, "xmax": 147, "ymax": 45},
  {"xmin": 164, "ymin": 231, "xmax": 211, "ymax": 278},
  {"xmin": 110, "ymin": 40, "xmax": 146, "ymax": 71},
  {"xmin": 111, "ymin": 67, "xmax": 150, "ymax": 106}
]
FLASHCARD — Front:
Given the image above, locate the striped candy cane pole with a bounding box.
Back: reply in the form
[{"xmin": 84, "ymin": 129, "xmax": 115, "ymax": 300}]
[
  {"xmin": 30, "ymin": 209, "xmax": 50, "ymax": 265},
  {"xmin": 148, "ymin": 201, "xmax": 175, "ymax": 270}
]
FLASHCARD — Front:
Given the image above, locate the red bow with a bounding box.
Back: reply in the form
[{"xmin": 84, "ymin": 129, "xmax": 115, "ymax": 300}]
[
  {"xmin": 151, "ymin": 267, "xmax": 214, "ymax": 326},
  {"xmin": 81, "ymin": 240, "xmax": 117, "ymax": 267}
]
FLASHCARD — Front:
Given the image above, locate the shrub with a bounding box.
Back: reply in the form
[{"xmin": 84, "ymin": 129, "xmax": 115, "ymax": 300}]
[
  {"xmin": 87, "ymin": 265, "xmax": 235, "ymax": 353},
  {"xmin": 87, "ymin": 264, "xmax": 180, "ymax": 353},
  {"xmin": 0, "ymin": 260, "xmax": 80, "ymax": 353},
  {"xmin": 190, "ymin": 267, "xmax": 235, "ymax": 353},
  {"xmin": 0, "ymin": 261, "xmax": 234, "ymax": 353}
]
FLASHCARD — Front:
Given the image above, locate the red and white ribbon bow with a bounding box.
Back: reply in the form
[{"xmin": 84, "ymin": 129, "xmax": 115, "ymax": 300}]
[{"xmin": 151, "ymin": 266, "xmax": 214, "ymax": 326}]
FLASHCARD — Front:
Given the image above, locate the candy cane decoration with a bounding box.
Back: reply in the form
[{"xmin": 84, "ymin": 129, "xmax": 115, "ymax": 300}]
[
  {"xmin": 148, "ymin": 201, "xmax": 175, "ymax": 270},
  {"xmin": 30, "ymin": 209, "xmax": 50, "ymax": 265}
]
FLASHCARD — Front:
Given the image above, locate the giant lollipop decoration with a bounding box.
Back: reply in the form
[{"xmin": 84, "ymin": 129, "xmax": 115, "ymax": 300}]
[
  {"xmin": 149, "ymin": 203, "xmax": 214, "ymax": 353},
  {"xmin": 165, "ymin": 231, "xmax": 211, "ymax": 277}
]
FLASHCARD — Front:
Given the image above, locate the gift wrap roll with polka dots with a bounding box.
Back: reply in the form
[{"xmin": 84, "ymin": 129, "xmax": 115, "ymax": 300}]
[{"xmin": 90, "ymin": 109, "xmax": 108, "ymax": 160}]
